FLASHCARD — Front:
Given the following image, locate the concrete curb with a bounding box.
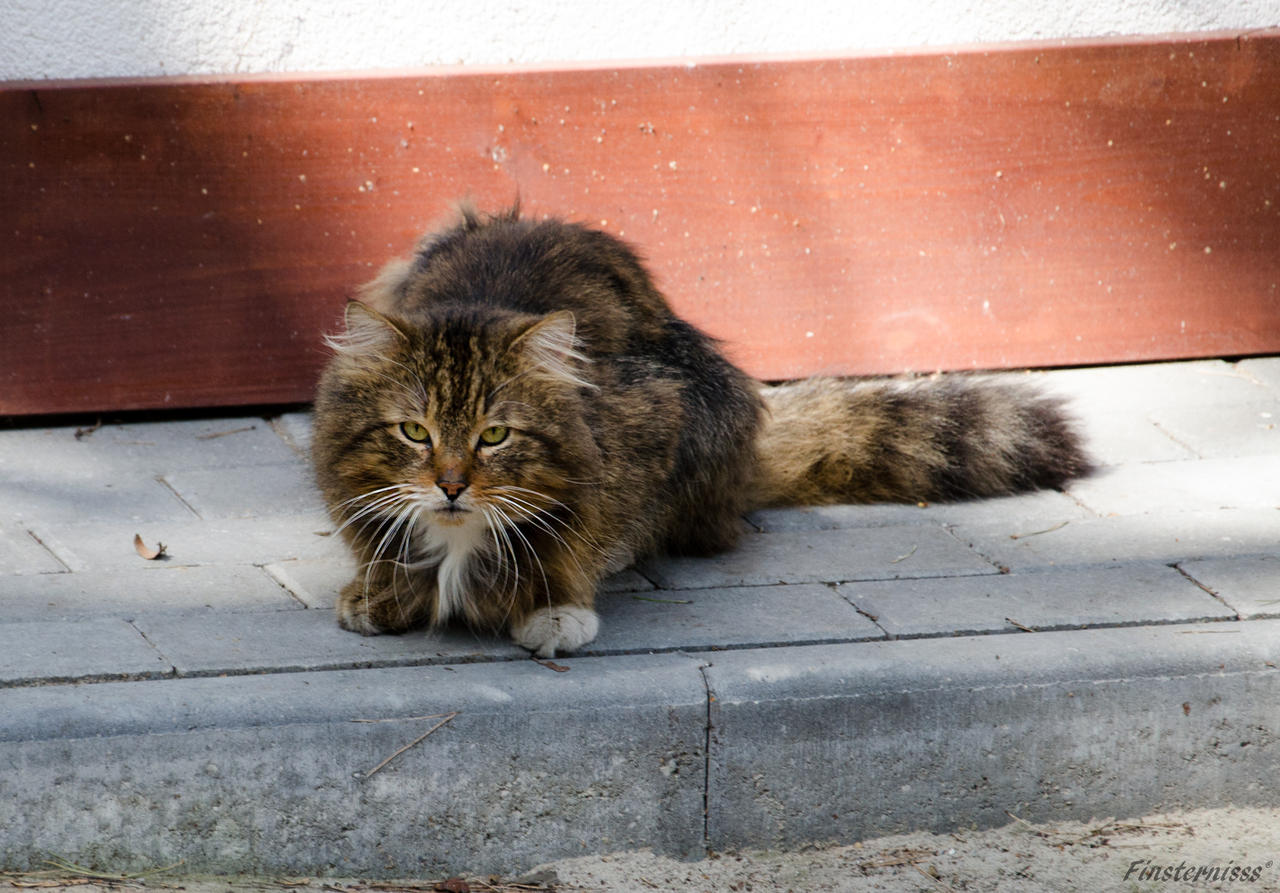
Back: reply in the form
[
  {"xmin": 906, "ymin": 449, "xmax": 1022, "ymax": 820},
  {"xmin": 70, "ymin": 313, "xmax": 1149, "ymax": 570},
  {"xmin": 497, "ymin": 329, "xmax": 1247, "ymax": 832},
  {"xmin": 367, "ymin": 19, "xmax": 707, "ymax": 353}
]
[
  {"xmin": 3, "ymin": 621, "xmax": 1279, "ymax": 876},
  {"xmin": 703, "ymin": 620, "xmax": 1280, "ymax": 853},
  {"xmin": 0, "ymin": 653, "xmax": 709, "ymax": 877}
]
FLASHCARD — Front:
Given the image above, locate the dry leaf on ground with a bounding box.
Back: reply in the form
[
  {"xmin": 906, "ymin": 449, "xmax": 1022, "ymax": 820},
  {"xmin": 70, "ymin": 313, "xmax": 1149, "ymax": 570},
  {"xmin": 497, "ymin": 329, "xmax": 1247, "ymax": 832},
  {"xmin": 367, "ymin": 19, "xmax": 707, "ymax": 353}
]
[{"xmin": 133, "ymin": 534, "xmax": 168, "ymax": 561}]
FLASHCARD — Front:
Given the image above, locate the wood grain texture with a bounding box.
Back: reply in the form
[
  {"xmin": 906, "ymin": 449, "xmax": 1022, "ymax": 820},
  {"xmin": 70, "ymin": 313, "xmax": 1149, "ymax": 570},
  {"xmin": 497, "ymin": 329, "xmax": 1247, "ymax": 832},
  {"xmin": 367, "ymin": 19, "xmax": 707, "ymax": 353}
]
[{"xmin": 4, "ymin": 32, "xmax": 1279, "ymax": 415}]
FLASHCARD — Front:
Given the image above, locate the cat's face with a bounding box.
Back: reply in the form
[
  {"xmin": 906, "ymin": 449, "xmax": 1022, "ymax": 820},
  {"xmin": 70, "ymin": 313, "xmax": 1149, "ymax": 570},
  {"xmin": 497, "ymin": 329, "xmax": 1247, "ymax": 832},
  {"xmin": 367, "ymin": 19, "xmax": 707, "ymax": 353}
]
[{"xmin": 315, "ymin": 303, "xmax": 594, "ymax": 556}]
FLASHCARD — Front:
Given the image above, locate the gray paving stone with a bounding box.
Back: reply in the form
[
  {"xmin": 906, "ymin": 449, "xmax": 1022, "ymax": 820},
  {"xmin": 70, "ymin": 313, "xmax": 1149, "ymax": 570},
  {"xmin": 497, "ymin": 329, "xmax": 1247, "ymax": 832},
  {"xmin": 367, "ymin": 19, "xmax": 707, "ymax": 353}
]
[
  {"xmin": 0, "ymin": 619, "xmax": 171, "ymax": 685},
  {"xmin": 1037, "ymin": 359, "xmax": 1271, "ymax": 415},
  {"xmin": 0, "ymin": 428, "xmax": 126, "ymax": 482},
  {"xmin": 164, "ymin": 462, "xmax": 327, "ymax": 519},
  {"xmin": 0, "ymin": 654, "xmax": 709, "ymax": 875},
  {"xmin": 0, "ymin": 526, "xmax": 66, "ymax": 575},
  {"xmin": 1237, "ymin": 356, "xmax": 1280, "ymax": 392},
  {"xmin": 599, "ymin": 567, "xmax": 657, "ymax": 593},
  {"xmin": 104, "ymin": 418, "xmax": 305, "ymax": 469},
  {"xmin": 1179, "ymin": 556, "xmax": 1280, "ymax": 620},
  {"xmin": 1, "ymin": 470, "xmax": 193, "ymax": 524},
  {"xmin": 955, "ymin": 509, "xmax": 1280, "ymax": 572},
  {"xmin": 840, "ymin": 565, "xmax": 1230, "ymax": 638},
  {"xmin": 264, "ymin": 556, "xmax": 356, "ymax": 609},
  {"xmin": 132, "ymin": 608, "xmax": 526, "ymax": 676},
  {"xmin": 592, "ymin": 583, "xmax": 883, "ymax": 653},
  {"xmin": 270, "ymin": 412, "xmax": 314, "ymax": 458},
  {"xmin": 748, "ymin": 489, "xmax": 1091, "ymax": 533},
  {"xmin": 1150, "ymin": 401, "xmax": 1280, "ymax": 459},
  {"xmin": 701, "ymin": 621, "xmax": 1280, "ymax": 851},
  {"xmin": 1, "ymin": 565, "xmax": 300, "ymax": 622},
  {"xmin": 29, "ymin": 513, "xmax": 339, "ymax": 572},
  {"xmin": 1070, "ymin": 411, "xmax": 1197, "ymax": 465},
  {"xmin": 640, "ymin": 526, "xmax": 997, "ymax": 590},
  {"xmin": 1065, "ymin": 456, "xmax": 1280, "ymax": 516},
  {"xmin": 0, "ymin": 418, "xmax": 300, "ymax": 477}
]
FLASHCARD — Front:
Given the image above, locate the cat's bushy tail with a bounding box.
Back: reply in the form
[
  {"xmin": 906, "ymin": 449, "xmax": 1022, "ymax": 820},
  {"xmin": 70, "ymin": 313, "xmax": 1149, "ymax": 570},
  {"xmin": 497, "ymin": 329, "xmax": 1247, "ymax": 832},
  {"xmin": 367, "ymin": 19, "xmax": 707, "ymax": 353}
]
[{"xmin": 751, "ymin": 375, "xmax": 1089, "ymax": 509}]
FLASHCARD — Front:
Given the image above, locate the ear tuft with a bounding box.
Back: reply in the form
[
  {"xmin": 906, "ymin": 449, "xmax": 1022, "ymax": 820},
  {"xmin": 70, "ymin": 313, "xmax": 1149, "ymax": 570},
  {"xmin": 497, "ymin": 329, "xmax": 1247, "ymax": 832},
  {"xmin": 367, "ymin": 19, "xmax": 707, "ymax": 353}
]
[
  {"xmin": 323, "ymin": 301, "xmax": 409, "ymax": 358},
  {"xmin": 355, "ymin": 257, "xmax": 413, "ymax": 315},
  {"xmin": 511, "ymin": 310, "xmax": 595, "ymax": 390},
  {"xmin": 455, "ymin": 199, "xmax": 520, "ymax": 232}
]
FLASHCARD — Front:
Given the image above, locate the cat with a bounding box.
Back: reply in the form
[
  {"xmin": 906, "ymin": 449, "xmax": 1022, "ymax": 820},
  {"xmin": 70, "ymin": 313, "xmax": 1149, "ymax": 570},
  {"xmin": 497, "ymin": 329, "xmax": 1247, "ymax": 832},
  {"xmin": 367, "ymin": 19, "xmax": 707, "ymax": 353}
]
[{"xmin": 312, "ymin": 205, "xmax": 1089, "ymax": 657}]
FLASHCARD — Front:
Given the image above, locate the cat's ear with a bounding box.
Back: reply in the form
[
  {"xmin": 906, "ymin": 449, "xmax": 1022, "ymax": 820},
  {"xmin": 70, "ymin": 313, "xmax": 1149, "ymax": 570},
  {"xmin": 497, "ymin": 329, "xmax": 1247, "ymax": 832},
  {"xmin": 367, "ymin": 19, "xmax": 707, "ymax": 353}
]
[
  {"xmin": 355, "ymin": 257, "xmax": 413, "ymax": 315},
  {"xmin": 324, "ymin": 301, "xmax": 409, "ymax": 358},
  {"xmin": 509, "ymin": 310, "xmax": 595, "ymax": 390}
]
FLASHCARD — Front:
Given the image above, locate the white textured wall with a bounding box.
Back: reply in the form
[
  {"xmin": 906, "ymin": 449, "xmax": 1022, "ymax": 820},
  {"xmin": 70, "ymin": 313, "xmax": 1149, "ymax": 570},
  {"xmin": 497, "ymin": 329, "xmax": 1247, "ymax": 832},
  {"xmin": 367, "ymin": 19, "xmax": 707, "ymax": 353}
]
[{"xmin": 3, "ymin": 0, "xmax": 1279, "ymax": 81}]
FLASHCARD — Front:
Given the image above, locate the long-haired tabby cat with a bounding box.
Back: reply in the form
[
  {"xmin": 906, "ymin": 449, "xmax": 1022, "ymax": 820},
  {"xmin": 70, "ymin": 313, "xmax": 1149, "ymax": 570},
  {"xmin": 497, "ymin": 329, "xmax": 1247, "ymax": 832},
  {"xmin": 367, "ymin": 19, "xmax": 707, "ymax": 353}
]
[{"xmin": 313, "ymin": 206, "xmax": 1088, "ymax": 656}]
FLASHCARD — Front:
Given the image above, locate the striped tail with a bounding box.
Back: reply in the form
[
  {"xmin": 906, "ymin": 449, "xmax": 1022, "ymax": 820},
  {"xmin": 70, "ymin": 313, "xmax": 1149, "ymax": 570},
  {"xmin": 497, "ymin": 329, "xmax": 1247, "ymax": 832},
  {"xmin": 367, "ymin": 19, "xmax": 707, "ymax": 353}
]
[{"xmin": 751, "ymin": 375, "xmax": 1089, "ymax": 509}]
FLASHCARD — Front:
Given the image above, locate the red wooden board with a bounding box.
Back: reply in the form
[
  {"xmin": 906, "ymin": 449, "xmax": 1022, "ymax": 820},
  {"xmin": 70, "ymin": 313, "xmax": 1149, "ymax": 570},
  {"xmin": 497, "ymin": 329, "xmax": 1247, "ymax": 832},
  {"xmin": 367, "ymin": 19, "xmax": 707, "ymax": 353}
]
[{"xmin": 3, "ymin": 32, "xmax": 1280, "ymax": 415}]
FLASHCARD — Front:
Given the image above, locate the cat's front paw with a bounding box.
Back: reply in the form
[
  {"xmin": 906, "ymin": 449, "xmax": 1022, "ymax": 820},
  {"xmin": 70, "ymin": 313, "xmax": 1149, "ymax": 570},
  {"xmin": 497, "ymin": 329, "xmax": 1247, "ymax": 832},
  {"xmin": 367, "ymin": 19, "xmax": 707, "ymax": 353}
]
[
  {"xmin": 512, "ymin": 606, "xmax": 599, "ymax": 658},
  {"xmin": 336, "ymin": 582, "xmax": 389, "ymax": 636}
]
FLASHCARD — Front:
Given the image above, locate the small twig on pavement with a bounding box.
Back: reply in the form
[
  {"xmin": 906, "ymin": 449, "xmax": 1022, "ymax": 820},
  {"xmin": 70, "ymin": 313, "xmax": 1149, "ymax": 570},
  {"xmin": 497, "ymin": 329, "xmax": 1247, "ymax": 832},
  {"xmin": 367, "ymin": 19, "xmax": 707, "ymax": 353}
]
[
  {"xmin": 1004, "ymin": 811, "xmax": 1047, "ymax": 836},
  {"xmin": 1005, "ymin": 617, "xmax": 1036, "ymax": 633},
  {"xmin": 73, "ymin": 419, "xmax": 102, "ymax": 440},
  {"xmin": 40, "ymin": 856, "xmax": 184, "ymax": 882},
  {"xmin": 12, "ymin": 880, "xmax": 98, "ymax": 889},
  {"xmin": 890, "ymin": 544, "xmax": 918, "ymax": 564},
  {"xmin": 350, "ymin": 713, "xmax": 456, "ymax": 724},
  {"xmin": 195, "ymin": 425, "xmax": 256, "ymax": 440},
  {"xmin": 856, "ymin": 848, "xmax": 934, "ymax": 870},
  {"xmin": 912, "ymin": 862, "xmax": 959, "ymax": 892},
  {"xmin": 1009, "ymin": 520, "xmax": 1069, "ymax": 540},
  {"xmin": 358, "ymin": 712, "xmax": 458, "ymax": 780},
  {"xmin": 629, "ymin": 595, "xmax": 693, "ymax": 604}
]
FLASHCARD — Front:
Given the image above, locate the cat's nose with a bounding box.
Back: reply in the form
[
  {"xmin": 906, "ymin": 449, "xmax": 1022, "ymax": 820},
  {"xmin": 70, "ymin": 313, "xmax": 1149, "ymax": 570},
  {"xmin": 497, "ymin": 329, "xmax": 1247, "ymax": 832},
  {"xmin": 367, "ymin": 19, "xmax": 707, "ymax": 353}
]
[{"xmin": 437, "ymin": 477, "xmax": 468, "ymax": 501}]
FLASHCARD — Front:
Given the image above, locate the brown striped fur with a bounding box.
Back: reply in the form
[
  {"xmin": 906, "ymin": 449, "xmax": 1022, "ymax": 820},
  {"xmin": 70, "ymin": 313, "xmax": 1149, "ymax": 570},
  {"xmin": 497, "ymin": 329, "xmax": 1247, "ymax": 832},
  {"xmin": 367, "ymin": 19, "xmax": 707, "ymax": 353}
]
[{"xmin": 312, "ymin": 206, "xmax": 1089, "ymax": 656}]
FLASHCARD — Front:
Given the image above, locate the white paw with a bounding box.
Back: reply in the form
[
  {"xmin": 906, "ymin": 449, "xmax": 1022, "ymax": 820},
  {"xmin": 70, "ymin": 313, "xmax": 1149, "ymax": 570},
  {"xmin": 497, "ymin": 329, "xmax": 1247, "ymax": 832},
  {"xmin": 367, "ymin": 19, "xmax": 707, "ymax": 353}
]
[{"xmin": 512, "ymin": 606, "xmax": 599, "ymax": 658}]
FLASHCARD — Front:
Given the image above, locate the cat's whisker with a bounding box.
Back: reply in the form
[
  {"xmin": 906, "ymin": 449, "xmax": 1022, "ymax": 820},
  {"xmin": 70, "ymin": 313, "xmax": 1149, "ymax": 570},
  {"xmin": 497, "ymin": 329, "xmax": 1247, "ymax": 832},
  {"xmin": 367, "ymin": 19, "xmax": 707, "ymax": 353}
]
[
  {"xmin": 486, "ymin": 495, "xmax": 598, "ymax": 589},
  {"xmin": 349, "ymin": 508, "xmax": 418, "ymax": 568},
  {"xmin": 478, "ymin": 502, "xmax": 532, "ymax": 633},
  {"xmin": 401, "ymin": 501, "xmax": 433, "ymax": 615},
  {"xmin": 358, "ymin": 518, "xmax": 401, "ymax": 602},
  {"xmin": 384, "ymin": 498, "xmax": 437, "ymax": 625},
  {"xmin": 492, "ymin": 484, "xmax": 594, "ymax": 529},
  {"xmin": 487, "ymin": 490, "xmax": 609, "ymax": 559},
  {"xmin": 331, "ymin": 483, "xmax": 406, "ymax": 511},
  {"xmin": 479, "ymin": 505, "xmax": 520, "ymax": 607},
  {"xmin": 336, "ymin": 498, "xmax": 408, "ymax": 541},
  {"xmin": 368, "ymin": 499, "xmax": 419, "ymax": 575},
  {"xmin": 351, "ymin": 499, "xmax": 412, "ymax": 596},
  {"xmin": 331, "ymin": 489, "xmax": 410, "ymax": 527},
  {"xmin": 490, "ymin": 502, "xmax": 550, "ymax": 606},
  {"xmin": 486, "ymin": 486, "xmax": 570, "ymax": 523},
  {"xmin": 390, "ymin": 502, "xmax": 424, "ymax": 617},
  {"xmin": 491, "ymin": 511, "xmax": 522, "ymax": 597},
  {"xmin": 332, "ymin": 487, "xmax": 414, "ymax": 536}
]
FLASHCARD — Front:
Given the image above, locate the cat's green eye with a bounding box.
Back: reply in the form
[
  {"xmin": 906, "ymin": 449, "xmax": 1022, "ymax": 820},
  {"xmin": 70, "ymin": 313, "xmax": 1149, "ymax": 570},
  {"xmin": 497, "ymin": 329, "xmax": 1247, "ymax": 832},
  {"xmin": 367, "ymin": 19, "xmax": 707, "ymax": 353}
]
[
  {"xmin": 478, "ymin": 425, "xmax": 509, "ymax": 447},
  {"xmin": 400, "ymin": 421, "xmax": 431, "ymax": 444}
]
